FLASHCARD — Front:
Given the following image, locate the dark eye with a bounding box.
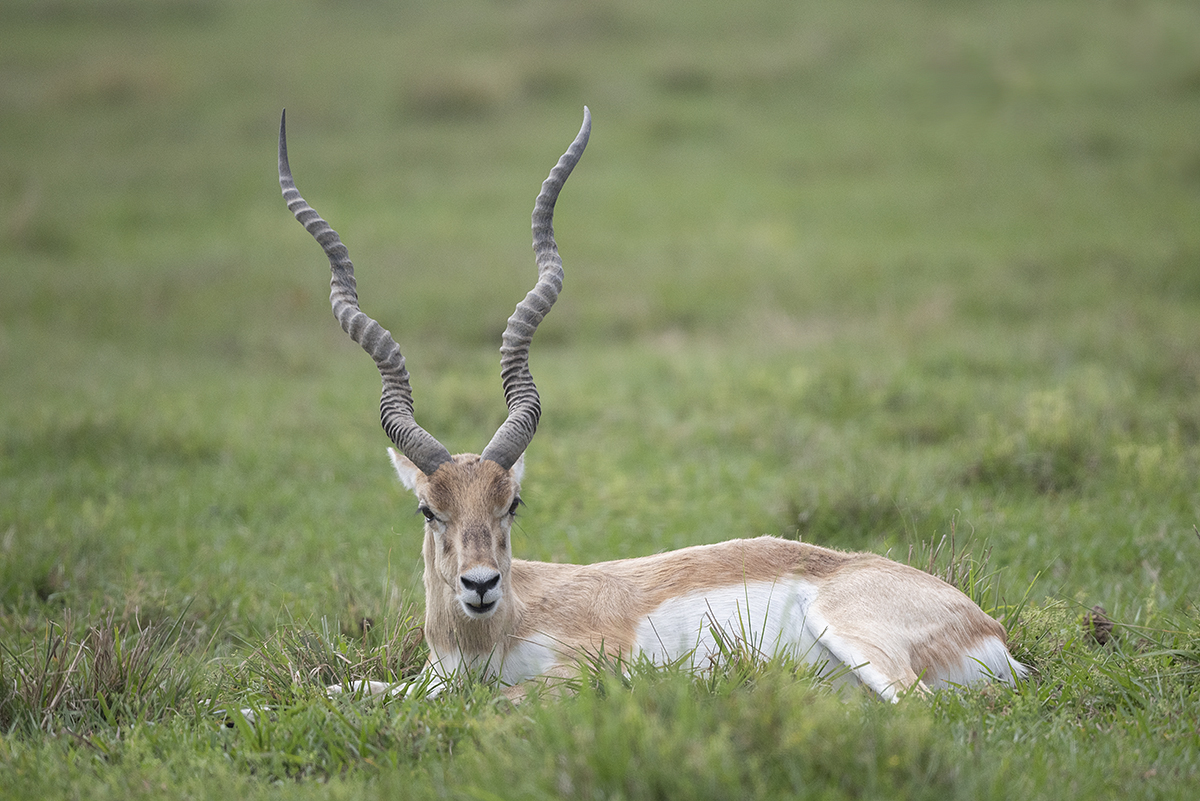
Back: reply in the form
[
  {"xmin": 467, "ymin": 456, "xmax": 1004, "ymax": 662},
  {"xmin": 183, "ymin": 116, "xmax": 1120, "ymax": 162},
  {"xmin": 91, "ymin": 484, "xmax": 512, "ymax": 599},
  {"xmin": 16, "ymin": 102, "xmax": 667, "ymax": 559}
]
[
  {"xmin": 508, "ymin": 497, "xmax": 521, "ymax": 517},
  {"xmin": 419, "ymin": 505, "xmax": 437, "ymax": 522}
]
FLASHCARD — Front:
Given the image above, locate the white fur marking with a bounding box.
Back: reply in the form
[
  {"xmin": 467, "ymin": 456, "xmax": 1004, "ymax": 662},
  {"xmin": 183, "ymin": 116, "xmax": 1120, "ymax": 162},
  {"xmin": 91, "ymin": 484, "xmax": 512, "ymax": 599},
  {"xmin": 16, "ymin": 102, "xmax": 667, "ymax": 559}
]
[
  {"xmin": 929, "ymin": 635, "xmax": 1028, "ymax": 689},
  {"xmin": 499, "ymin": 632, "xmax": 558, "ymax": 685},
  {"xmin": 633, "ymin": 579, "xmax": 846, "ymax": 676},
  {"xmin": 415, "ymin": 633, "xmax": 559, "ymax": 696}
]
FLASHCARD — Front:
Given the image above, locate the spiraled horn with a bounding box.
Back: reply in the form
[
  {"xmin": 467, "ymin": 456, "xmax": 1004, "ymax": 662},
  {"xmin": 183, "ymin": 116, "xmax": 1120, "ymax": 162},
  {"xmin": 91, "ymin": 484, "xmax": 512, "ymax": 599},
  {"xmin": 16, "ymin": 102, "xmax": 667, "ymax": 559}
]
[
  {"xmin": 278, "ymin": 110, "xmax": 453, "ymax": 476},
  {"xmin": 480, "ymin": 107, "xmax": 591, "ymax": 469}
]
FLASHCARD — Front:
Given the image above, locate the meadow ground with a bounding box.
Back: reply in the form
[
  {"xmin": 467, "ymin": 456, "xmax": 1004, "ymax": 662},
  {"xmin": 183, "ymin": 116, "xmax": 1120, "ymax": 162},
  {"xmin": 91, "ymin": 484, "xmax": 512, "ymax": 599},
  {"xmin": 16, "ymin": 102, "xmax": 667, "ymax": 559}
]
[{"xmin": 1, "ymin": 0, "xmax": 1198, "ymax": 797}]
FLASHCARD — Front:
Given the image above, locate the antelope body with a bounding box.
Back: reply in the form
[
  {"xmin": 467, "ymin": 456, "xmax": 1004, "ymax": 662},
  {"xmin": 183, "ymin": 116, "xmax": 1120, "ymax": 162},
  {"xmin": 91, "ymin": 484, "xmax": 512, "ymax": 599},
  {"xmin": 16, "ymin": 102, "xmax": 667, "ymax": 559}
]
[{"xmin": 278, "ymin": 108, "xmax": 1027, "ymax": 702}]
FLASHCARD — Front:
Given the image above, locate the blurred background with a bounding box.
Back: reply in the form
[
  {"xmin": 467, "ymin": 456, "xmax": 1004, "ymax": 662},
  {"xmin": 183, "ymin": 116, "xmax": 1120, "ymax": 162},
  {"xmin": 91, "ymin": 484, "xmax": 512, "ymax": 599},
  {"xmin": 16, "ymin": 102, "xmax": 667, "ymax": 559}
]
[{"xmin": 2, "ymin": 0, "xmax": 1198, "ymax": 630}]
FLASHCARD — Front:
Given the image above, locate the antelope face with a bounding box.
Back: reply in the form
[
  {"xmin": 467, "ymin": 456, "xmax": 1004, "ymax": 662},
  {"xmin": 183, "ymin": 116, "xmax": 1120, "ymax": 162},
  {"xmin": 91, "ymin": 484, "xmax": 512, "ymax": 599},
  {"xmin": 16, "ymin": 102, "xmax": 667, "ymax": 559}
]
[{"xmin": 390, "ymin": 449, "xmax": 523, "ymax": 621}]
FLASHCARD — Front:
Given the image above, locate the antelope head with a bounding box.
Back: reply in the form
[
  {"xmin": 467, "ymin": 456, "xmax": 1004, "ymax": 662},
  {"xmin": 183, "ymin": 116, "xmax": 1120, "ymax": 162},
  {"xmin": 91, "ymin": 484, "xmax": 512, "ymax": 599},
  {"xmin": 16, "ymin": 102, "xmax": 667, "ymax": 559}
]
[
  {"xmin": 390, "ymin": 451, "xmax": 521, "ymax": 626},
  {"xmin": 278, "ymin": 108, "xmax": 590, "ymax": 633}
]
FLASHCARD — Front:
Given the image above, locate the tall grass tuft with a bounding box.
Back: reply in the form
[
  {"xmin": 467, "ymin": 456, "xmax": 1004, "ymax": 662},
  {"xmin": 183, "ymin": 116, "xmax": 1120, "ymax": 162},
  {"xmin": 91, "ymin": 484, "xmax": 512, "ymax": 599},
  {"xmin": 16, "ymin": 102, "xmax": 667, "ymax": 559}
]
[
  {"xmin": 222, "ymin": 607, "xmax": 425, "ymax": 712},
  {"xmin": 0, "ymin": 606, "xmax": 202, "ymax": 734}
]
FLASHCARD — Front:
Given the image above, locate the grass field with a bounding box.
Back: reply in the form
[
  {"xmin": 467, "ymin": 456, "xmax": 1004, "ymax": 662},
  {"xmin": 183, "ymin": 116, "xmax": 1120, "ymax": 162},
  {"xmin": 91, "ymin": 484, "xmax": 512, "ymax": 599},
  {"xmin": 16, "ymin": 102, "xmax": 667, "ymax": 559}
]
[{"xmin": 2, "ymin": 0, "xmax": 1199, "ymax": 797}]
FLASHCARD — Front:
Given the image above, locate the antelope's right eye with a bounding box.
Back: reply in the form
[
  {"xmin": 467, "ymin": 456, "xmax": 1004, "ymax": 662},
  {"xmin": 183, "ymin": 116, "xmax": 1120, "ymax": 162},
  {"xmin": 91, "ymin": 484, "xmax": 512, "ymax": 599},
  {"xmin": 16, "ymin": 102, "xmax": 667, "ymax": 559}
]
[{"xmin": 419, "ymin": 505, "xmax": 437, "ymax": 522}]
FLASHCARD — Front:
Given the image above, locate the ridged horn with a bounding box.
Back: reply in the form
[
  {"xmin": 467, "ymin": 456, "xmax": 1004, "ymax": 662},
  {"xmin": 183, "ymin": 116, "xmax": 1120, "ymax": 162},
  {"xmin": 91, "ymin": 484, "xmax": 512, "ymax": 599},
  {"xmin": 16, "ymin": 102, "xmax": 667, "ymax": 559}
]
[
  {"xmin": 278, "ymin": 110, "xmax": 453, "ymax": 476},
  {"xmin": 480, "ymin": 107, "xmax": 591, "ymax": 469}
]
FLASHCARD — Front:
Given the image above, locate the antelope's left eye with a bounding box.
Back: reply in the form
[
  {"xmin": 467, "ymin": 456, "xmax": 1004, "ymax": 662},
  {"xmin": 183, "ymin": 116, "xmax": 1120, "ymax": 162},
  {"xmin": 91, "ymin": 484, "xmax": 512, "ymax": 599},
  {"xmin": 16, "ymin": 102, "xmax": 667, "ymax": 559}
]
[{"xmin": 508, "ymin": 497, "xmax": 521, "ymax": 517}]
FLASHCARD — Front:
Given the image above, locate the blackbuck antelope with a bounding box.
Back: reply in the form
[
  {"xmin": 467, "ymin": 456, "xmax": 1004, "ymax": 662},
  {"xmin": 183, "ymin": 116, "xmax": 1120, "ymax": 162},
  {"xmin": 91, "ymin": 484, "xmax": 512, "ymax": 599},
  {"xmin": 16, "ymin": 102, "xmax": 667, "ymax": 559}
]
[{"xmin": 278, "ymin": 108, "xmax": 1027, "ymax": 702}]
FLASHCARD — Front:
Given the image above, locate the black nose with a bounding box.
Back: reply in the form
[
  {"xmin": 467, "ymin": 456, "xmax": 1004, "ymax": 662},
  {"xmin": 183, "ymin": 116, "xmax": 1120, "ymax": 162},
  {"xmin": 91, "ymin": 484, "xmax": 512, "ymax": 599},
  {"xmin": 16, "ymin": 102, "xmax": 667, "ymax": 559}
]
[{"xmin": 460, "ymin": 572, "xmax": 499, "ymax": 599}]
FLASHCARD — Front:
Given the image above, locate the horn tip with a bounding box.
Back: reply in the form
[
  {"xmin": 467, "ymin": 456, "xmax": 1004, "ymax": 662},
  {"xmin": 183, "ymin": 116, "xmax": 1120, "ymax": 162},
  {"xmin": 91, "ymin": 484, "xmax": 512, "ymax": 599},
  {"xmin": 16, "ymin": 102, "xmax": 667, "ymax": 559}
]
[{"xmin": 278, "ymin": 110, "xmax": 290, "ymax": 176}]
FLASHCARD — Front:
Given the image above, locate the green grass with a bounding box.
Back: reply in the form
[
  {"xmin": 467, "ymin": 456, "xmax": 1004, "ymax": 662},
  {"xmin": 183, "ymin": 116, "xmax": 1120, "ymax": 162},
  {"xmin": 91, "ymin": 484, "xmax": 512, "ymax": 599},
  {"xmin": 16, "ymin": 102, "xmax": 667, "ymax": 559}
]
[{"xmin": 2, "ymin": 0, "xmax": 1199, "ymax": 796}]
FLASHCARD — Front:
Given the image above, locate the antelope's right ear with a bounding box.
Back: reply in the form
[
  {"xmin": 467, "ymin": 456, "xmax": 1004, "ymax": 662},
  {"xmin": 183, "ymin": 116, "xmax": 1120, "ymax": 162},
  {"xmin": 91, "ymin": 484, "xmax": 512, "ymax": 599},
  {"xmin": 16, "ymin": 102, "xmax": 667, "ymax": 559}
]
[
  {"xmin": 509, "ymin": 453, "xmax": 525, "ymax": 486},
  {"xmin": 388, "ymin": 447, "xmax": 423, "ymax": 493}
]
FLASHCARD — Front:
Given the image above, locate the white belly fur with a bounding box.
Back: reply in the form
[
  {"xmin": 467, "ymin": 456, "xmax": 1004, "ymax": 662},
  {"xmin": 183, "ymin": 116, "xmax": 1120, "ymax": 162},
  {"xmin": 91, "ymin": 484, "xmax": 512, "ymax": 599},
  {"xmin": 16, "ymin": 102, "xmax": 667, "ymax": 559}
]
[{"xmin": 633, "ymin": 578, "xmax": 850, "ymax": 679}]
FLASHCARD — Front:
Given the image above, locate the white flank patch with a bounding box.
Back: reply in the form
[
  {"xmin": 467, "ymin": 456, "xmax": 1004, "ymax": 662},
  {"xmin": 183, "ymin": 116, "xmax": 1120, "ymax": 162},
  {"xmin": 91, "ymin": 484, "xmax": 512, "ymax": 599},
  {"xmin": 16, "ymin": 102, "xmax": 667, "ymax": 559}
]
[{"xmin": 633, "ymin": 579, "xmax": 849, "ymax": 678}]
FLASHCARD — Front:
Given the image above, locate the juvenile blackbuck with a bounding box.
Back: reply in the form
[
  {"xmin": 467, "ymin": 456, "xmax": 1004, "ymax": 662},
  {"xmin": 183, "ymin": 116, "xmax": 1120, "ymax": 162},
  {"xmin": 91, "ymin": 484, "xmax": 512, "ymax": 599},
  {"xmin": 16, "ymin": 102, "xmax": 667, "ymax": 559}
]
[{"xmin": 278, "ymin": 107, "xmax": 1027, "ymax": 702}]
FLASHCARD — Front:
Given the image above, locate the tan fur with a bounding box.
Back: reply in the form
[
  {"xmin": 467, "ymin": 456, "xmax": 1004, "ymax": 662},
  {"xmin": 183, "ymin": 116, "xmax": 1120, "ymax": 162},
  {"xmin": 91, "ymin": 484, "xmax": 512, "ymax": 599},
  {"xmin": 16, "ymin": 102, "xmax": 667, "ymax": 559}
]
[
  {"xmin": 387, "ymin": 451, "xmax": 1021, "ymax": 699},
  {"xmin": 806, "ymin": 555, "xmax": 1007, "ymax": 686}
]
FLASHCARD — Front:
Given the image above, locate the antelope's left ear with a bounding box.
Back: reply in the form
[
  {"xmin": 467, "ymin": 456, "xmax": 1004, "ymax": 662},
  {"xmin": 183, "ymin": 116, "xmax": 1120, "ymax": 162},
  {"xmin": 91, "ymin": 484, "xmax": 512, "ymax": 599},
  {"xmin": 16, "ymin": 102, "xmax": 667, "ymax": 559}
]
[
  {"xmin": 509, "ymin": 453, "xmax": 525, "ymax": 486},
  {"xmin": 388, "ymin": 447, "xmax": 423, "ymax": 493}
]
